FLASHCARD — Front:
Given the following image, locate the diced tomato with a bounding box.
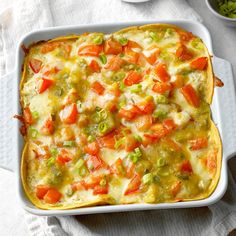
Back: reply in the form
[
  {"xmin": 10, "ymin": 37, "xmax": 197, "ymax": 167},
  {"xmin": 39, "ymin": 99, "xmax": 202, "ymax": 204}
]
[
  {"xmin": 154, "ymin": 63, "xmax": 170, "ymax": 82},
  {"xmin": 93, "ymin": 185, "xmax": 108, "ymax": 195},
  {"xmin": 189, "ymin": 137, "xmax": 208, "ymax": 150},
  {"xmin": 23, "ymin": 107, "xmax": 34, "ymax": 125},
  {"xmin": 89, "ymin": 60, "xmax": 101, "ymax": 72},
  {"xmin": 84, "ymin": 141, "xmax": 100, "ymax": 156},
  {"xmin": 29, "ymin": 58, "xmax": 42, "ymax": 73},
  {"xmin": 97, "ymin": 132, "xmax": 116, "ymax": 149},
  {"xmin": 124, "ymin": 71, "xmax": 142, "ymax": 86},
  {"xmin": 171, "ymin": 181, "xmax": 182, "ymax": 197},
  {"xmin": 38, "ymin": 78, "xmax": 54, "ymax": 94},
  {"xmin": 126, "ymin": 40, "xmax": 142, "ymax": 50},
  {"xmin": 56, "ymin": 149, "xmax": 72, "ymax": 165},
  {"xmin": 163, "ymin": 119, "xmax": 177, "ymax": 132},
  {"xmin": 152, "ymin": 82, "xmax": 172, "ymax": 94},
  {"xmin": 81, "ymin": 176, "xmax": 103, "ymax": 189},
  {"xmin": 180, "ymin": 160, "xmax": 193, "ymax": 173},
  {"xmin": 87, "ymin": 155, "xmax": 103, "ymax": 171},
  {"xmin": 78, "ymin": 45, "xmax": 103, "ymax": 57},
  {"xmin": 126, "ymin": 163, "xmax": 135, "ymax": 179},
  {"xmin": 150, "ymin": 123, "xmax": 168, "ymax": 138},
  {"xmin": 43, "ymin": 67, "xmax": 60, "ymax": 77},
  {"xmin": 124, "ymin": 48, "xmax": 140, "ymax": 64},
  {"xmin": 190, "ymin": 57, "xmax": 208, "ymax": 70},
  {"xmin": 137, "ymin": 98, "xmax": 155, "ymax": 114},
  {"xmin": 110, "ymin": 158, "xmax": 126, "ymax": 176},
  {"xmin": 36, "ymin": 185, "xmax": 50, "ymax": 199},
  {"xmin": 172, "ymin": 74, "xmax": 184, "ymax": 88},
  {"xmin": 142, "ymin": 134, "xmax": 157, "ymax": 147},
  {"xmin": 177, "ymin": 30, "xmax": 194, "ymax": 43},
  {"xmin": 135, "ymin": 115, "xmax": 153, "ymax": 131},
  {"xmin": 124, "ymin": 135, "xmax": 140, "ymax": 152},
  {"xmin": 105, "ymin": 56, "xmax": 124, "ymax": 71},
  {"xmin": 59, "ymin": 103, "xmax": 78, "ymax": 124},
  {"xmin": 118, "ymin": 105, "xmax": 142, "ymax": 121},
  {"xmin": 124, "ymin": 174, "xmax": 141, "ymax": 195},
  {"xmin": 143, "ymin": 45, "xmax": 160, "ymax": 65},
  {"xmin": 43, "ymin": 188, "xmax": 62, "ymax": 204},
  {"xmin": 41, "ymin": 117, "xmax": 54, "ymax": 135},
  {"xmin": 104, "ymin": 38, "xmax": 122, "ymax": 55},
  {"xmin": 181, "ymin": 84, "xmax": 200, "ymax": 108},
  {"xmin": 175, "ymin": 44, "xmax": 193, "ymax": 61},
  {"xmin": 63, "ymin": 88, "xmax": 78, "ymax": 106},
  {"xmin": 91, "ymin": 81, "xmax": 105, "ymax": 95},
  {"xmin": 41, "ymin": 42, "xmax": 60, "ymax": 54}
]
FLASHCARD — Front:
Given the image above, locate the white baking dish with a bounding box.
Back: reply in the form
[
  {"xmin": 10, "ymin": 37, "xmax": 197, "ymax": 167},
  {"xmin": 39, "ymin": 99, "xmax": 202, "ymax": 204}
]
[{"xmin": 1, "ymin": 20, "xmax": 236, "ymax": 216}]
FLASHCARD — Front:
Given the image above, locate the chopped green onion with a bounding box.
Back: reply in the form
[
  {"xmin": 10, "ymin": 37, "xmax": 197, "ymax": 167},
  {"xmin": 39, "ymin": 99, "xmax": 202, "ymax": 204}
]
[
  {"xmin": 119, "ymin": 81, "xmax": 126, "ymax": 91},
  {"xmin": 149, "ymin": 31, "xmax": 159, "ymax": 41},
  {"xmin": 217, "ymin": 0, "xmax": 236, "ymax": 19},
  {"xmin": 79, "ymin": 166, "xmax": 88, "ymax": 177},
  {"xmin": 128, "ymin": 147, "xmax": 142, "ymax": 163},
  {"xmin": 62, "ymin": 73, "xmax": 69, "ymax": 79},
  {"xmin": 156, "ymin": 95, "xmax": 168, "ymax": 104},
  {"xmin": 76, "ymin": 100, "xmax": 83, "ymax": 113},
  {"xmin": 112, "ymin": 71, "xmax": 126, "ymax": 81},
  {"xmin": 87, "ymin": 135, "xmax": 95, "ymax": 142},
  {"xmin": 99, "ymin": 178, "xmax": 107, "ymax": 186},
  {"xmin": 130, "ymin": 84, "xmax": 142, "ymax": 93},
  {"xmin": 93, "ymin": 35, "xmax": 103, "ymax": 45},
  {"xmin": 115, "ymin": 137, "xmax": 126, "ymax": 149},
  {"xmin": 50, "ymin": 148, "xmax": 58, "ymax": 157},
  {"xmin": 142, "ymin": 173, "xmax": 153, "ymax": 184},
  {"xmin": 153, "ymin": 110, "xmax": 167, "ymax": 119},
  {"xmin": 76, "ymin": 159, "xmax": 85, "ymax": 169},
  {"xmin": 32, "ymin": 111, "xmax": 39, "ymax": 120},
  {"xmin": 63, "ymin": 140, "xmax": 76, "ymax": 147},
  {"xmin": 157, "ymin": 158, "xmax": 166, "ymax": 167},
  {"xmin": 134, "ymin": 134, "xmax": 142, "ymax": 142},
  {"xmin": 29, "ymin": 127, "xmax": 38, "ymax": 138},
  {"xmin": 118, "ymin": 98, "xmax": 126, "ymax": 108},
  {"xmin": 66, "ymin": 188, "xmax": 74, "ymax": 197},
  {"xmin": 98, "ymin": 122, "xmax": 109, "ymax": 134},
  {"xmin": 118, "ymin": 37, "xmax": 128, "ymax": 46},
  {"xmin": 99, "ymin": 54, "xmax": 107, "ymax": 64},
  {"xmin": 54, "ymin": 87, "xmax": 63, "ymax": 96},
  {"xmin": 46, "ymin": 157, "xmax": 55, "ymax": 167}
]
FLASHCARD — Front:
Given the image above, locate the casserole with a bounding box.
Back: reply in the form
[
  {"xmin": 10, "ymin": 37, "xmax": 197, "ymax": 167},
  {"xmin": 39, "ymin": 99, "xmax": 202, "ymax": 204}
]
[{"xmin": 1, "ymin": 20, "xmax": 236, "ymax": 216}]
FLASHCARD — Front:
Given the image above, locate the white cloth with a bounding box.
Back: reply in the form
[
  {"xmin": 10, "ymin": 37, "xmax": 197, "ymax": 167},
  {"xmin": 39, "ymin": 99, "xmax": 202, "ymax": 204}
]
[{"xmin": 0, "ymin": 0, "xmax": 235, "ymax": 235}]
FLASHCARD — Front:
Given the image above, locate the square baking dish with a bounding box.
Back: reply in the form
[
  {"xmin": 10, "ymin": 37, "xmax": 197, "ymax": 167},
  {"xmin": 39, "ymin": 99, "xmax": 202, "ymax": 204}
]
[{"xmin": 2, "ymin": 20, "xmax": 236, "ymax": 216}]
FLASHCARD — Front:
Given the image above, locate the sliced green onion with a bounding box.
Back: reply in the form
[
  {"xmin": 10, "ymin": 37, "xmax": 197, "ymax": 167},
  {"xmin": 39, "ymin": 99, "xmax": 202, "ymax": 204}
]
[
  {"xmin": 87, "ymin": 135, "xmax": 95, "ymax": 142},
  {"xmin": 79, "ymin": 166, "xmax": 88, "ymax": 177},
  {"xmin": 149, "ymin": 31, "xmax": 159, "ymax": 41},
  {"xmin": 54, "ymin": 87, "xmax": 63, "ymax": 96},
  {"xmin": 50, "ymin": 148, "xmax": 58, "ymax": 157},
  {"xmin": 118, "ymin": 37, "xmax": 128, "ymax": 46},
  {"xmin": 156, "ymin": 95, "xmax": 168, "ymax": 104},
  {"xmin": 118, "ymin": 98, "xmax": 126, "ymax": 109},
  {"xmin": 157, "ymin": 158, "xmax": 166, "ymax": 167},
  {"xmin": 153, "ymin": 110, "xmax": 167, "ymax": 119},
  {"xmin": 93, "ymin": 35, "xmax": 103, "ymax": 45},
  {"xmin": 119, "ymin": 81, "xmax": 126, "ymax": 91},
  {"xmin": 128, "ymin": 147, "xmax": 142, "ymax": 163},
  {"xmin": 63, "ymin": 140, "xmax": 76, "ymax": 147},
  {"xmin": 98, "ymin": 122, "xmax": 109, "ymax": 134},
  {"xmin": 76, "ymin": 159, "xmax": 85, "ymax": 169},
  {"xmin": 190, "ymin": 38, "xmax": 204, "ymax": 50},
  {"xmin": 112, "ymin": 71, "xmax": 126, "ymax": 81},
  {"xmin": 46, "ymin": 157, "xmax": 55, "ymax": 167},
  {"xmin": 29, "ymin": 127, "xmax": 38, "ymax": 138},
  {"xmin": 115, "ymin": 137, "xmax": 126, "ymax": 149},
  {"xmin": 62, "ymin": 73, "xmax": 69, "ymax": 79},
  {"xmin": 32, "ymin": 111, "xmax": 39, "ymax": 120},
  {"xmin": 142, "ymin": 173, "xmax": 153, "ymax": 185},
  {"xmin": 99, "ymin": 54, "xmax": 107, "ymax": 64},
  {"xmin": 130, "ymin": 84, "xmax": 142, "ymax": 93},
  {"xmin": 134, "ymin": 134, "xmax": 142, "ymax": 142}
]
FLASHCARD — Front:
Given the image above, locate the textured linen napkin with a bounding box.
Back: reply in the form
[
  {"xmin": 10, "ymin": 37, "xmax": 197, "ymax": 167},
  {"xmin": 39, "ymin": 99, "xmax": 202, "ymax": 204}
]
[{"xmin": 0, "ymin": 0, "xmax": 235, "ymax": 235}]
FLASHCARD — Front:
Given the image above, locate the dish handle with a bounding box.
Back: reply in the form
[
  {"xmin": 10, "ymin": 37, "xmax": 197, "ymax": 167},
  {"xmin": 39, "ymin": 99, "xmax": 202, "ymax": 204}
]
[
  {"xmin": 0, "ymin": 71, "xmax": 16, "ymax": 172},
  {"xmin": 212, "ymin": 57, "xmax": 236, "ymax": 160}
]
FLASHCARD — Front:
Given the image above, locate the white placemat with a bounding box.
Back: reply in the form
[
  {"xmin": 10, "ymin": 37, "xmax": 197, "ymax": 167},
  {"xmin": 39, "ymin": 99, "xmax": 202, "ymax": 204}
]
[{"xmin": 0, "ymin": 0, "xmax": 235, "ymax": 235}]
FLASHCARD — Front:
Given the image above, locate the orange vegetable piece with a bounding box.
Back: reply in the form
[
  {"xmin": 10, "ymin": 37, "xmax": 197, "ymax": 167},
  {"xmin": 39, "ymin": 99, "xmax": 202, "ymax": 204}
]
[
  {"xmin": 180, "ymin": 160, "xmax": 193, "ymax": 173},
  {"xmin": 38, "ymin": 78, "xmax": 54, "ymax": 94},
  {"xmin": 181, "ymin": 84, "xmax": 200, "ymax": 108},
  {"xmin": 152, "ymin": 82, "xmax": 172, "ymax": 94},
  {"xmin": 78, "ymin": 45, "xmax": 103, "ymax": 57},
  {"xmin": 124, "ymin": 174, "xmax": 141, "ymax": 195},
  {"xmin": 56, "ymin": 149, "xmax": 72, "ymax": 165},
  {"xmin": 87, "ymin": 155, "xmax": 103, "ymax": 171},
  {"xmin": 36, "ymin": 185, "xmax": 50, "ymax": 199},
  {"xmin": 93, "ymin": 185, "xmax": 108, "ymax": 195},
  {"xmin": 91, "ymin": 81, "xmax": 105, "ymax": 95},
  {"xmin": 190, "ymin": 57, "xmax": 208, "ymax": 70},
  {"xmin": 105, "ymin": 56, "xmax": 124, "ymax": 71},
  {"xmin": 124, "ymin": 71, "xmax": 142, "ymax": 86},
  {"xmin": 97, "ymin": 132, "xmax": 116, "ymax": 149},
  {"xmin": 135, "ymin": 115, "xmax": 153, "ymax": 131},
  {"xmin": 189, "ymin": 137, "xmax": 208, "ymax": 150},
  {"xmin": 154, "ymin": 63, "xmax": 170, "ymax": 82},
  {"xmin": 41, "ymin": 117, "xmax": 54, "ymax": 135},
  {"xmin": 59, "ymin": 103, "xmax": 78, "ymax": 124},
  {"xmin": 171, "ymin": 181, "xmax": 182, "ymax": 197},
  {"xmin": 23, "ymin": 107, "xmax": 34, "ymax": 125},
  {"xmin": 29, "ymin": 58, "xmax": 42, "ymax": 73},
  {"xmin": 43, "ymin": 188, "xmax": 62, "ymax": 204},
  {"xmin": 89, "ymin": 60, "xmax": 101, "ymax": 72},
  {"xmin": 104, "ymin": 38, "xmax": 122, "ymax": 55},
  {"xmin": 124, "ymin": 135, "xmax": 140, "ymax": 152},
  {"xmin": 84, "ymin": 141, "xmax": 100, "ymax": 156},
  {"xmin": 175, "ymin": 44, "xmax": 193, "ymax": 61}
]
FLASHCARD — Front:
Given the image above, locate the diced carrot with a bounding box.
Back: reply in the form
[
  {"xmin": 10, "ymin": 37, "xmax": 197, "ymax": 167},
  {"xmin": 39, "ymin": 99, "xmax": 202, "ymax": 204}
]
[
  {"xmin": 163, "ymin": 119, "xmax": 177, "ymax": 132},
  {"xmin": 38, "ymin": 78, "xmax": 54, "ymax": 94},
  {"xmin": 190, "ymin": 57, "xmax": 208, "ymax": 70},
  {"xmin": 41, "ymin": 42, "xmax": 60, "ymax": 54},
  {"xmin": 180, "ymin": 160, "xmax": 192, "ymax": 173},
  {"xmin": 78, "ymin": 45, "xmax": 103, "ymax": 57},
  {"xmin": 181, "ymin": 84, "xmax": 200, "ymax": 108},
  {"xmin": 109, "ymin": 82, "xmax": 121, "ymax": 97},
  {"xmin": 126, "ymin": 40, "xmax": 142, "ymax": 49},
  {"xmin": 177, "ymin": 30, "xmax": 194, "ymax": 43},
  {"xmin": 124, "ymin": 135, "xmax": 140, "ymax": 152},
  {"xmin": 126, "ymin": 163, "xmax": 135, "ymax": 179},
  {"xmin": 59, "ymin": 103, "xmax": 78, "ymax": 124},
  {"xmin": 104, "ymin": 38, "xmax": 122, "ymax": 55},
  {"xmin": 87, "ymin": 155, "xmax": 103, "ymax": 171},
  {"xmin": 89, "ymin": 60, "xmax": 101, "ymax": 72},
  {"xmin": 97, "ymin": 132, "xmax": 116, "ymax": 149},
  {"xmin": 124, "ymin": 71, "xmax": 142, "ymax": 86},
  {"xmin": 152, "ymin": 82, "xmax": 172, "ymax": 94},
  {"xmin": 91, "ymin": 81, "xmax": 105, "ymax": 95},
  {"xmin": 142, "ymin": 134, "xmax": 158, "ymax": 147},
  {"xmin": 124, "ymin": 174, "xmax": 141, "ymax": 195},
  {"xmin": 143, "ymin": 45, "xmax": 160, "ymax": 65},
  {"xmin": 175, "ymin": 44, "xmax": 193, "ymax": 61},
  {"xmin": 29, "ymin": 58, "xmax": 42, "ymax": 73},
  {"xmin": 23, "ymin": 107, "xmax": 34, "ymax": 125},
  {"xmin": 105, "ymin": 56, "xmax": 124, "ymax": 71},
  {"xmin": 41, "ymin": 117, "xmax": 54, "ymax": 135},
  {"xmin": 81, "ymin": 176, "xmax": 102, "ymax": 190},
  {"xmin": 171, "ymin": 181, "xmax": 182, "ymax": 197},
  {"xmin": 124, "ymin": 48, "xmax": 140, "ymax": 64},
  {"xmin": 93, "ymin": 185, "xmax": 108, "ymax": 195},
  {"xmin": 137, "ymin": 98, "xmax": 155, "ymax": 114},
  {"xmin": 43, "ymin": 67, "xmax": 60, "ymax": 77},
  {"xmin": 110, "ymin": 158, "xmax": 126, "ymax": 176},
  {"xmin": 154, "ymin": 63, "xmax": 170, "ymax": 82},
  {"xmin": 43, "ymin": 188, "xmax": 62, "ymax": 204},
  {"xmin": 172, "ymin": 74, "xmax": 184, "ymax": 88},
  {"xmin": 189, "ymin": 137, "xmax": 208, "ymax": 150},
  {"xmin": 150, "ymin": 123, "xmax": 168, "ymax": 138},
  {"xmin": 135, "ymin": 115, "xmax": 153, "ymax": 131},
  {"xmin": 84, "ymin": 141, "xmax": 100, "ymax": 156},
  {"xmin": 118, "ymin": 105, "xmax": 142, "ymax": 121},
  {"xmin": 36, "ymin": 185, "xmax": 50, "ymax": 199},
  {"xmin": 56, "ymin": 149, "xmax": 72, "ymax": 165}
]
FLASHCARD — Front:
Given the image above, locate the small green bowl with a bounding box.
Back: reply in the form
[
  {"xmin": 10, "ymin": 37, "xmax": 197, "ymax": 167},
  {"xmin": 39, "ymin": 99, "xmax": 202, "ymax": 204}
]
[{"xmin": 206, "ymin": 0, "xmax": 236, "ymax": 27}]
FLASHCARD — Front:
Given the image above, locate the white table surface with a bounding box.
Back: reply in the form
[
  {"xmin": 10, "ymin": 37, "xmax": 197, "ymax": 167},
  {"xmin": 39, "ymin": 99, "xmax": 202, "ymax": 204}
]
[{"xmin": 0, "ymin": 0, "xmax": 235, "ymax": 235}]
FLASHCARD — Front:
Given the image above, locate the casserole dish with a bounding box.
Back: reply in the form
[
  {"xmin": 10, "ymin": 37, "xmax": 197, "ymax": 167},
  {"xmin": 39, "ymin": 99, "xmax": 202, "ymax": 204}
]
[{"xmin": 1, "ymin": 20, "xmax": 236, "ymax": 216}]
